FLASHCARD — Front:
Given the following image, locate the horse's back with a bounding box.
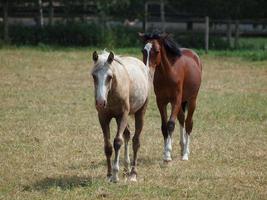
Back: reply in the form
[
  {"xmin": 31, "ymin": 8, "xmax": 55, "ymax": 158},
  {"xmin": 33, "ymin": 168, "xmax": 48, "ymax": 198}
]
[
  {"xmin": 122, "ymin": 57, "xmax": 149, "ymax": 76},
  {"xmin": 121, "ymin": 56, "xmax": 149, "ymax": 84},
  {"xmin": 179, "ymin": 48, "xmax": 202, "ymax": 100},
  {"xmin": 180, "ymin": 48, "xmax": 202, "ymax": 72}
]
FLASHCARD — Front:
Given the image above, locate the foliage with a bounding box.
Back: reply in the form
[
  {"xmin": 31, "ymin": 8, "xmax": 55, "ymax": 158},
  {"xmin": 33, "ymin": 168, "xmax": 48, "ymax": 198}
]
[
  {"xmin": 1, "ymin": 22, "xmax": 266, "ymax": 51},
  {"xmin": 91, "ymin": 0, "xmax": 267, "ymax": 20},
  {"xmin": 168, "ymin": 0, "xmax": 267, "ymax": 19},
  {"xmin": 4, "ymin": 0, "xmax": 267, "ymax": 21},
  {"xmin": 0, "ymin": 23, "xmax": 235, "ymax": 49},
  {"xmin": 0, "ymin": 23, "xmax": 142, "ymax": 48}
]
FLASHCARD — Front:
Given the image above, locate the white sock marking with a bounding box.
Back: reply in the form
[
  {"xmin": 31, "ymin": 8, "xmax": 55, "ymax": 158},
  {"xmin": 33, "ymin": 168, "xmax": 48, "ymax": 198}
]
[
  {"xmin": 182, "ymin": 133, "xmax": 190, "ymax": 161},
  {"xmin": 112, "ymin": 151, "xmax": 120, "ymax": 182},
  {"xmin": 163, "ymin": 135, "xmax": 172, "ymax": 161},
  {"xmin": 124, "ymin": 141, "xmax": 130, "ymax": 172},
  {"xmin": 180, "ymin": 125, "xmax": 190, "ymax": 160}
]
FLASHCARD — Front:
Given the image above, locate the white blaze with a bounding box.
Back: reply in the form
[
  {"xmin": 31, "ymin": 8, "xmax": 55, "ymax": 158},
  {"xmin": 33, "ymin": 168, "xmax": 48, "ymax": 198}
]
[
  {"xmin": 96, "ymin": 72, "xmax": 108, "ymax": 102},
  {"xmin": 144, "ymin": 42, "xmax": 152, "ymax": 68}
]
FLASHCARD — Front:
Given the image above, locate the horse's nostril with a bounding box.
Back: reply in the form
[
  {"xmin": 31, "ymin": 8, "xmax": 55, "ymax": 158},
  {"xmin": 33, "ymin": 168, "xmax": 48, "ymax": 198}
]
[{"xmin": 96, "ymin": 99, "xmax": 106, "ymax": 109}]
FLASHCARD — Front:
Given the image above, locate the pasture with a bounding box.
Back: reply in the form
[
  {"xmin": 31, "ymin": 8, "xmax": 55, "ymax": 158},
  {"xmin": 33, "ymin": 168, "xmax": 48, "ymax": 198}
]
[{"xmin": 0, "ymin": 47, "xmax": 266, "ymax": 199}]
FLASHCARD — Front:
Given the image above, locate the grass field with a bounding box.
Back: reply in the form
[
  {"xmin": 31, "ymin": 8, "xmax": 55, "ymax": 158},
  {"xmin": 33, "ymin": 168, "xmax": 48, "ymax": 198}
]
[{"xmin": 0, "ymin": 47, "xmax": 267, "ymax": 199}]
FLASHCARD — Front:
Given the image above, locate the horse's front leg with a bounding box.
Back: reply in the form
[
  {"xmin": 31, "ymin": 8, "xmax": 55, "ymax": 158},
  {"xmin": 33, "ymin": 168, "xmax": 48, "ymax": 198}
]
[
  {"xmin": 167, "ymin": 93, "xmax": 182, "ymax": 159},
  {"xmin": 98, "ymin": 113, "xmax": 112, "ymax": 180},
  {"xmin": 156, "ymin": 98, "xmax": 170, "ymax": 162},
  {"xmin": 112, "ymin": 112, "xmax": 129, "ymax": 183}
]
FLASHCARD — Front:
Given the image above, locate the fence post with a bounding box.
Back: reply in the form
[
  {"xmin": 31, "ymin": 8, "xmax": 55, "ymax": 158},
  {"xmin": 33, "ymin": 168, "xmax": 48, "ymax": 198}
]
[
  {"xmin": 37, "ymin": 0, "xmax": 44, "ymax": 27},
  {"xmin": 205, "ymin": 16, "xmax": 209, "ymax": 53},
  {"xmin": 234, "ymin": 20, "xmax": 240, "ymax": 48},
  {"xmin": 48, "ymin": 0, "xmax": 54, "ymax": 25},
  {"xmin": 144, "ymin": 2, "xmax": 148, "ymax": 32},
  {"xmin": 3, "ymin": 0, "xmax": 9, "ymax": 42},
  {"xmin": 226, "ymin": 19, "xmax": 232, "ymax": 48},
  {"xmin": 160, "ymin": 0, "xmax": 165, "ymax": 32}
]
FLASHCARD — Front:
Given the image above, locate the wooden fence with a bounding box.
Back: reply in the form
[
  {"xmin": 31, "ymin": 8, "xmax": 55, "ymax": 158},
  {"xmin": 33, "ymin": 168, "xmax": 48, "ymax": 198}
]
[{"xmin": 1, "ymin": 1, "xmax": 266, "ymax": 51}]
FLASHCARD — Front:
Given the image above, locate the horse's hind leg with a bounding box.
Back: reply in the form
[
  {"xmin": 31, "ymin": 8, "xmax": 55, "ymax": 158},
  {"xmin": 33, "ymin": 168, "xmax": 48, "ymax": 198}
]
[
  {"xmin": 130, "ymin": 99, "xmax": 148, "ymax": 181},
  {"xmin": 123, "ymin": 125, "xmax": 131, "ymax": 176},
  {"xmin": 177, "ymin": 102, "xmax": 186, "ymax": 157},
  {"xmin": 183, "ymin": 99, "xmax": 196, "ymax": 161}
]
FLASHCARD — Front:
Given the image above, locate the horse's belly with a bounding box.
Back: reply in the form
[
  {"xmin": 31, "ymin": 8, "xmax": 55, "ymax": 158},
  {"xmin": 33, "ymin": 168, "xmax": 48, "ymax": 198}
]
[{"xmin": 129, "ymin": 82, "xmax": 149, "ymax": 114}]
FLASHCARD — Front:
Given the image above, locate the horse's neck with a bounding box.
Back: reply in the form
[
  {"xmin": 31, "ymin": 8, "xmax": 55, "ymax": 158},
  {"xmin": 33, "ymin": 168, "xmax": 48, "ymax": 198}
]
[
  {"xmin": 109, "ymin": 63, "xmax": 129, "ymax": 97},
  {"xmin": 158, "ymin": 45, "xmax": 174, "ymax": 76}
]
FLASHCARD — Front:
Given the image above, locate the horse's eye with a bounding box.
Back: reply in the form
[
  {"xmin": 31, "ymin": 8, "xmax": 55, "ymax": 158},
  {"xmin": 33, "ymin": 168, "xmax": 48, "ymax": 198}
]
[{"xmin": 106, "ymin": 75, "xmax": 112, "ymax": 82}]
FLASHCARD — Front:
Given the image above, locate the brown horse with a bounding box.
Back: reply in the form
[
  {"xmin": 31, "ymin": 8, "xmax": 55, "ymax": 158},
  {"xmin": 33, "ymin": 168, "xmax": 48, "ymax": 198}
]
[{"xmin": 139, "ymin": 32, "xmax": 202, "ymax": 161}]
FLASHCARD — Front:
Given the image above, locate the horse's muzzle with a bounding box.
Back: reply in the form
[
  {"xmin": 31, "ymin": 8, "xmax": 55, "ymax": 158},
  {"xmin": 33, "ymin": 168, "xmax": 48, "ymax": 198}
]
[{"xmin": 95, "ymin": 99, "xmax": 107, "ymax": 110}]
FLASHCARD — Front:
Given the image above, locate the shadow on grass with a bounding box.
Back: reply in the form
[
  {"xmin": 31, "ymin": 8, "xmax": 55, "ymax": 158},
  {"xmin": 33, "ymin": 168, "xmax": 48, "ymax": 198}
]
[
  {"xmin": 23, "ymin": 156, "xmax": 160, "ymax": 191},
  {"xmin": 23, "ymin": 175, "xmax": 101, "ymax": 191},
  {"xmin": 89, "ymin": 155, "xmax": 160, "ymax": 169}
]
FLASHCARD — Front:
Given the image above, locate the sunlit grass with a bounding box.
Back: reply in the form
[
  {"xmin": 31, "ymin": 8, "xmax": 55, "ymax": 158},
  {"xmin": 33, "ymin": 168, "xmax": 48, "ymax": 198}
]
[{"xmin": 0, "ymin": 48, "xmax": 266, "ymax": 199}]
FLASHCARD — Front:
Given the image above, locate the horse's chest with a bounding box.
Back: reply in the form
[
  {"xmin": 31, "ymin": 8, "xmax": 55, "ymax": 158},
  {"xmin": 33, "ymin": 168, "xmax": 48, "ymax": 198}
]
[
  {"xmin": 106, "ymin": 96, "xmax": 127, "ymax": 114},
  {"xmin": 153, "ymin": 78, "xmax": 180, "ymax": 102},
  {"xmin": 154, "ymin": 87, "xmax": 176, "ymax": 99}
]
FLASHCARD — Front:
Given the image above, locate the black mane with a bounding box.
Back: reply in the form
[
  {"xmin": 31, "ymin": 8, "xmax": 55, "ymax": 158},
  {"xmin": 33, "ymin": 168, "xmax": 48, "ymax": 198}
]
[{"xmin": 143, "ymin": 32, "xmax": 182, "ymax": 58}]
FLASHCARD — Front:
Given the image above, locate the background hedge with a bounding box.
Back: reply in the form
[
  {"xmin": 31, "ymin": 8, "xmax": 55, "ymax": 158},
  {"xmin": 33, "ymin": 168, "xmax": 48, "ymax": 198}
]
[{"xmin": 0, "ymin": 23, "xmax": 257, "ymax": 50}]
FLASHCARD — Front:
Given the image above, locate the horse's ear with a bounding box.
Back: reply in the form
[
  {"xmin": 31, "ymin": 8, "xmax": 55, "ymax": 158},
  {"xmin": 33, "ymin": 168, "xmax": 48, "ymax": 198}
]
[
  {"xmin": 107, "ymin": 52, "xmax": 114, "ymax": 64},
  {"xmin": 160, "ymin": 32, "xmax": 170, "ymax": 39},
  {"xmin": 92, "ymin": 51, "xmax": 98, "ymax": 62},
  {"xmin": 138, "ymin": 32, "xmax": 145, "ymax": 41}
]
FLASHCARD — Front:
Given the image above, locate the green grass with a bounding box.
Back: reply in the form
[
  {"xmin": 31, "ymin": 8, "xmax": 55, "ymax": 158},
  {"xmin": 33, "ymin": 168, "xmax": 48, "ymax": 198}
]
[
  {"xmin": 208, "ymin": 50, "xmax": 267, "ymax": 61},
  {"xmin": 239, "ymin": 37, "xmax": 267, "ymax": 50},
  {"xmin": 0, "ymin": 48, "xmax": 267, "ymax": 199},
  {"xmin": 1, "ymin": 44, "xmax": 267, "ymax": 61}
]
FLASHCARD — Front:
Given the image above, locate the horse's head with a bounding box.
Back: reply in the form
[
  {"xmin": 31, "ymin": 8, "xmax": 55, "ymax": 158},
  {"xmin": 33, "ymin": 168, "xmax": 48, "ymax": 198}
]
[
  {"xmin": 91, "ymin": 51, "xmax": 114, "ymax": 111},
  {"xmin": 139, "ymin": 32, "xmax": 181, "ymax": 69},
  {"xmin": 139, "ymin": 32, "xmax": 162, "ymax": 69}
]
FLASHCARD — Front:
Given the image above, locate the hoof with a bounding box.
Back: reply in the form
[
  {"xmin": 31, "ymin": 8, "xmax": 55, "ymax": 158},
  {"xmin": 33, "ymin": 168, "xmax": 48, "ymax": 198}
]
[
  {"xmin": 128, "ymin": 174, "xmax": 137, "ymax": 182},
  {"xmin": 163, "ymin": 154, "xmax": 172, "ymax": 163},
  {"xmin": 163, "ymin": 153, "xmax": 172, "ymax": 162},
  {"xmin": 109, "ymin": 176, "xmax": 119, "ymax": 183},
  {"xmin": 106, "ymin": 175, "xmax": 112, "ymax": 182},
  {"xmin": 182, "ymin": 155, "xmax": 189, "ymax": 161},
  {"xmin": 163, "ymin": 159, "xmax": 172, "ymax": 164}
]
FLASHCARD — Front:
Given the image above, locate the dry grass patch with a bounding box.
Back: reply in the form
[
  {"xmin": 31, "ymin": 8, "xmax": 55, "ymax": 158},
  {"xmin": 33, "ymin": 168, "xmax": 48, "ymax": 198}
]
[{"xmin": 0, "ymin": 48, "xmax": 266, "ymax": 199}]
